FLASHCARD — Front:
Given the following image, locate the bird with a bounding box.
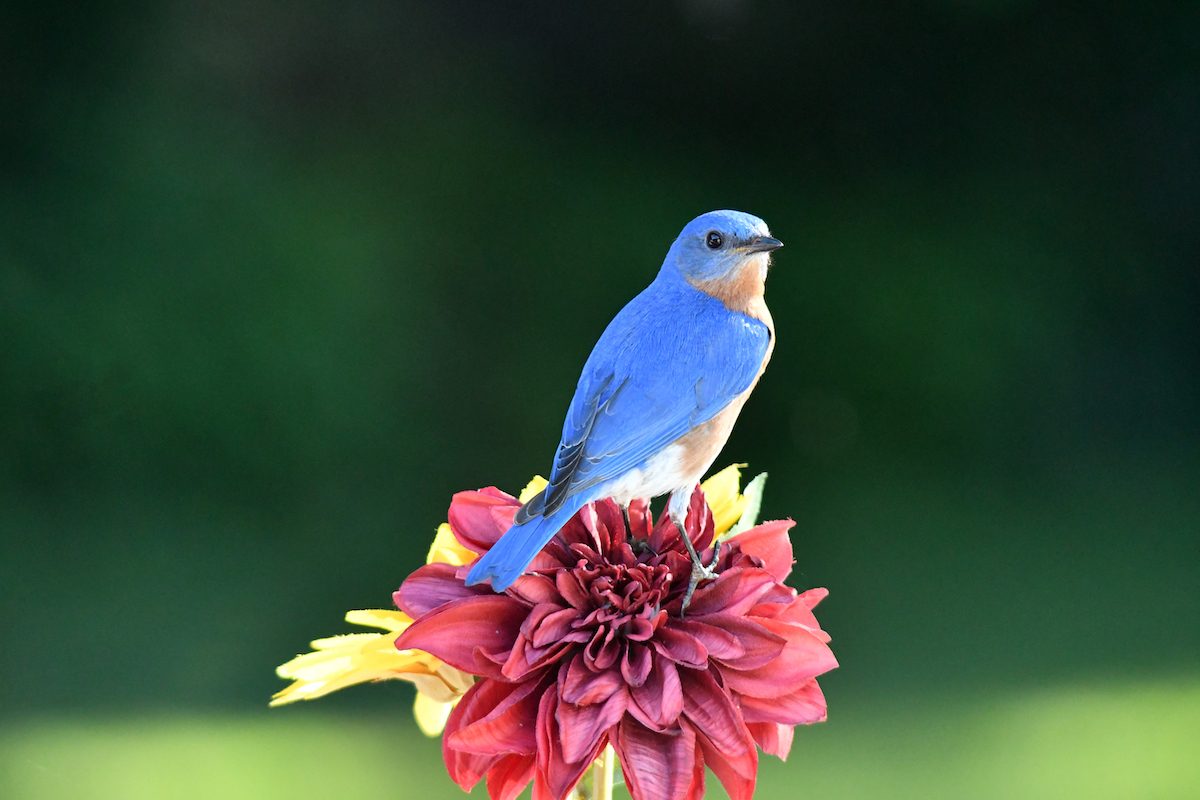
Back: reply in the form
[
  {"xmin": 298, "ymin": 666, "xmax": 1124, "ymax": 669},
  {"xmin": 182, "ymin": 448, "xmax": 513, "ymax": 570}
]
[{"xmin": 465, "ymin": 209, "xmax": 782, "ymax": 604}]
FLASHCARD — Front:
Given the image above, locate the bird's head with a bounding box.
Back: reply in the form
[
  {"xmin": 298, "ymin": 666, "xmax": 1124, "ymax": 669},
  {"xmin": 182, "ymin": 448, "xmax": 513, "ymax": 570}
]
[{"xmin": 664, "ymin": 210, "xmax": 783, "ymax": 295}]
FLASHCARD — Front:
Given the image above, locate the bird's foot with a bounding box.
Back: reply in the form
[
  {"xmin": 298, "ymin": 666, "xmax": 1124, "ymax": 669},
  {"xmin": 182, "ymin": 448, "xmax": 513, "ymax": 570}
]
[
  {"xmin": 631, "ymin": 538, "xmax": 655, "ymax": 557},
  {"xmin": 677, "ymin": 523, "xmax": 721, "ymax": 617}
]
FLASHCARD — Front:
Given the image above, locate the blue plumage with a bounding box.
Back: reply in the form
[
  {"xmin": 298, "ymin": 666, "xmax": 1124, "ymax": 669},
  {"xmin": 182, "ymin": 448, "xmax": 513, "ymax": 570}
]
[{"xmin": 466, "ymin": 210, "xmax": 782, "ymax": 590}]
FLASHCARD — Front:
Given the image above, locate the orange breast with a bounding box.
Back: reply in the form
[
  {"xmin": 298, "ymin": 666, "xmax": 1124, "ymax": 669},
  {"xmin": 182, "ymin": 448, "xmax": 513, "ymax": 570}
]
[
  {"xmin": 672, "ymin": 327, "xmax": 774, "ymax": 483},
  {"xmin": 677, "ymin": 256, "xmax": 775, "ymax": 483},
  {"xmin": 692, "ymin": 254, "xmax": 770, "ymax": 314}
]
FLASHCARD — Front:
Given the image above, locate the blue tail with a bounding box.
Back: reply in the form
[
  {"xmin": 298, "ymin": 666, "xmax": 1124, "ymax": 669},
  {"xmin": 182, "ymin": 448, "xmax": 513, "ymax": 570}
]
[{"xmin": 465, "ymin": 495, "xmax": 589, "ymax": 591}]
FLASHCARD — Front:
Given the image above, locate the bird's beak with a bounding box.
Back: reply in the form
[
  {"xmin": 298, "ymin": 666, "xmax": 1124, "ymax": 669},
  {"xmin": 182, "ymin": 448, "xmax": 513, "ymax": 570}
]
[{"xmin": 743, "ymin": 235, "xmax": 784, "ymax": 254}]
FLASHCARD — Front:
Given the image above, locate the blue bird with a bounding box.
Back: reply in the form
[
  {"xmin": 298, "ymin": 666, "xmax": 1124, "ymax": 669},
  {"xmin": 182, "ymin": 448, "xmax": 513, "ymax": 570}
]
[{"xmin": 465, "ymin": 210, "xmax": 782, "ymax": 602}]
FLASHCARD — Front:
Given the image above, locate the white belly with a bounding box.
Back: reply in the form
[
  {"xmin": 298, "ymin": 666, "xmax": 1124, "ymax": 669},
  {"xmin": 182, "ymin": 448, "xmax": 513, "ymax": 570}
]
[
  {"xmin": 596, "ymin": 388, "xmax": 752, "ymax": 506},
  {"xmin": 600, "ymin": 444, "xmax": 693, "ymax": 506}
]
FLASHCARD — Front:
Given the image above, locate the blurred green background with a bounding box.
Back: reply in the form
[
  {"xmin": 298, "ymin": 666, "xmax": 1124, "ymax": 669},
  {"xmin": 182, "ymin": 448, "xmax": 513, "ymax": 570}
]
[{"xmin": 2, "ymin": 2, "xmax": 1198, "ymax": 798}]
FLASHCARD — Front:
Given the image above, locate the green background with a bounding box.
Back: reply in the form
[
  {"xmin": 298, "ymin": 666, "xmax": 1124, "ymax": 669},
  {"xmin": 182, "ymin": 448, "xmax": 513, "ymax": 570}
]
[{"xmin": 3, "ymin": 2, "xmax": 1197, "ymax": 797}]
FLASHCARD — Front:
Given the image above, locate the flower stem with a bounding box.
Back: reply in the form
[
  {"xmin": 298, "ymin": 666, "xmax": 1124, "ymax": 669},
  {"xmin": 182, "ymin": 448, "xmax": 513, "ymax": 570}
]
[{"xmin": 591, "ymin": 744, "xmax": 616, "ymax": 800}]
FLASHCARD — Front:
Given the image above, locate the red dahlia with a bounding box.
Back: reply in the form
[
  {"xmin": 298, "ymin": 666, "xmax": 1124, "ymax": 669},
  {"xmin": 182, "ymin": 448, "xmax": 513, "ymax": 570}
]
[{"xmin": 394, "ymin": 484, "xmax": 836, "ymax": 800}]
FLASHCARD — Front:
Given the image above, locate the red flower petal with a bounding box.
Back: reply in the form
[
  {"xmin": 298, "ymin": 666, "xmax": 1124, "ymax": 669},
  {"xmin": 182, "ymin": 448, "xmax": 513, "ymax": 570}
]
[
  {"xmin": 686, "ymin": 566, "xmax": 783, "ymax": 617},
  {"xmin": 448, "ymin": 678, "xmax": 544, "ymax": 756},
  {"xmin": 679, "ymin": 669, "xmax": 755, "ymax": 761},
  {"xmin": 626, "ymin": 498, "xmax": 652, "ymax": 537},
  {"xmin": 799, "ymin": 586, "xmax": 829, "ymax": 609},
  {"xmin": 616, "ymin": 717, "xmax": 697, "ymax": 800},
  {"xmin": 719, "ymin": 619, "xmax": 839, "ymax": 698},
  {"xmin": 696, "ymin": 731, "xmax": 757, "ymax": 800},
  {"xmin": 753, "ymin": 586, "xmax": 830, "ymax": 636},
  {"xmin": 486, "ymin": 754, "xmax": 536, "ymax": 800},
  {"xmin": 509, "ymin": 573, "xmax": 561, "ymax": 606},
  {"xmin": 554, "ymin": 570, "xmax": 591, "ymax": 609},
  {"xmin": 535, "ymin": 689, "xmax": 606, "ymax": 800},
  {"xmin": 628, "ymin": 655, "xmax": 683, "ymax": 731},
  {"xmin": 529, "ymin": 546, "xmax": 573, "ymax": 573},
  {"xmin": 731, "ymin": 519, "xmax": 795, "ymax": 582},
  {"xmin": 555, "ymin": 687, "xmax": 627, "ymax": 764},
  {"xmin": 554, "ymin": 512, "xmax": 597, "ymax": 555},
  {"xmin": 624, "ymin": 613, "xmax": 657, "ymax": 642},
  {"xmin": 501, "ymin": 630, "xmax": 575, "ymax": 682},
  {"xmin": 521, "ymin": 602, "xmax": 563, "ymax": 639},
  {"xmin": 441, "ymin": 681, "xmax": 508, "ymax": 790},
  {"xmin": 672, "ymin": 619, "xmax": 741, "ymax": 662},
  {"xmin": 700, "ymin": 743, "xmax": 753, "ymax": 800},
  {"xmin": 645, "ymin": 517, "xmax": 676, "ymax": 555},
  {"xmin": 688, "ymin": 614, "xmax": 785, "ymax": 670},
  {"xmin": 739, "ymin": 679, "xmax": 828, "ymax": 726},
  {"xmin": 528, "ymin": 605, "xmax": 579, "ymax": 648},
  {"xmin": 561, "ymin": 652, "xmax": 623, "ymax": 705},
  {"xmin": 448, "ymin": 488, "xmax": 519, "ymax": 554},
  {"xmin": 652, "ymin": 625, "xmax": 709, "ymax": 668},
  {"xmin": 584, "ymin": 627, "xmax": 621, "ymax": 671},
  {"xmin": 589, "ymin": 501, "xmax": 627, "ymax": 550},
  {"xmin": 645, "ymin": 486, "xmax": 714, "ymax": 557},
  {"xmin": 620, "ymin": 642, "xmax": 653, "ymax": 687},
  {"xmin": 680, "ymin": 670, "xmax": 758, "ymax": 800},
  {"xmin": 747, "ymin": 722, "xmax": 794, "ymax": 761},
  {"xmin": 394, "ymin": 595, "xmax": 526, "ymax": 680},
  {"xmin": 395, "ymin": 562, "xmax": 488, "ymax": 618},
  {"xmin": 687, "ymin": 738, "xmax": 706, "ymax": 800}
]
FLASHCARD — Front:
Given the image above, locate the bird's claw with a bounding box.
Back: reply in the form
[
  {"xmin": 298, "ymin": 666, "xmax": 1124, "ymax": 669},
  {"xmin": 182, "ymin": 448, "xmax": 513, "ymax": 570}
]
[{"xmin": 677, "ymin": 523, "xmax": 721, "ymax": 617}]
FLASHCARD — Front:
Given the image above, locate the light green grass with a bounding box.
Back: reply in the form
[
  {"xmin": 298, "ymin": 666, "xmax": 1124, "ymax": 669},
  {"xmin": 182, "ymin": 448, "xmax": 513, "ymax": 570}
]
[{"xmin": 3, "ymin": 678, "xmax": 1198, "ymax": 800}]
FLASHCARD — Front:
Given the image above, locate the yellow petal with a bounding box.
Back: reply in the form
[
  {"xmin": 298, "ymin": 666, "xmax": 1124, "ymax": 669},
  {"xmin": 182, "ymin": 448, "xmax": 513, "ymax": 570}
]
[
  {"xmin": 413, "ymin": 690, "xmax": 455, "ymax": 737},
  {"xmin": 724, "ymin": 471, "xmax": 768, "ymax": 539},
  {"xmin": 701, "ymin": 463, "xmax": 748, "ymax": 535},
  {"xmin": 306, "ymin": 632, "xmax": 386, "ymax": 651},
  {"xmin": 407, "ymin": 663, "xmax": 474, "ymax": 734},
  {"xmin": 271, "ymin": 611, "xmax": 444, "ymax": 707},
  {"xmin": 275, "ymin": 648, "xmax": 360, "ymax": 683},
  {"xmin": 271, "ymin": 648, "xmax": 384, "ymax": 705},
  {"xmin": 404, "ymin": 672, "xmax": 459, "ymax": 703},
  {"xmin": 519, "ymin": 475, "xmax": 548, "ymax": 504},
  {"xmin": 344, "ymin": 608, "xmax": 413, "ymax": 632},
  {"xmin": 426, "ymin": 522, "xmax": 477, "ymax": 566},
  {"xmin": 436, "ymin": 662, "xmax": 477, "ymax": 695},
  {"xmin": 270, "ymin": 680, "xmax": 329, "ymax": 706}
]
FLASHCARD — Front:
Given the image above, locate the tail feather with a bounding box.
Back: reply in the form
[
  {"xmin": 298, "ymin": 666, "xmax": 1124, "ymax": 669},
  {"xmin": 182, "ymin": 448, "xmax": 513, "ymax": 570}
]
[{"xmin": 465, "ymin": 497, "xmax": 587, "ymax": 590}]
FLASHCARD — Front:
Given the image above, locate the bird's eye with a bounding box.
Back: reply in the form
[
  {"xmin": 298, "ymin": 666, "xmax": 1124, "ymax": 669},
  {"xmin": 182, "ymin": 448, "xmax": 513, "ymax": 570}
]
[{"xmin": 705, "ymin": 231, "xmax": 724, "ymax": 250}]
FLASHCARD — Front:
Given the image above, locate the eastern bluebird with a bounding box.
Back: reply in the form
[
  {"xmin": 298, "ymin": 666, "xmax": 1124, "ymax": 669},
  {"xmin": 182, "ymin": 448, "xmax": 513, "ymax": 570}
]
[{"xmin": 466, "ymin": 210, "xmax": 782, "ymax": 605}]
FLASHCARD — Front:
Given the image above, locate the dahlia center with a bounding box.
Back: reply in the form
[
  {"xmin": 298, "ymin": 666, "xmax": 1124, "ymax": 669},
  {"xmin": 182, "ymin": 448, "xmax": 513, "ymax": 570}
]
[{"xmin": 567, "ymin": 558, "xmax": 674, "ymax": 678}]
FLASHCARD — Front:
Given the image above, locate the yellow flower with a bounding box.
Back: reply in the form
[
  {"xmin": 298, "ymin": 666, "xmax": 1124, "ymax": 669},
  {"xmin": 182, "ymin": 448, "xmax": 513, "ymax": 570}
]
[
  {"xmin": 518, "ymin": 475, "xmax": 549, "ymax": 503},
  {"xmin": 701, "ymin": 463, "xmax": 767, "ymax": 540},
  {"xmin": 272, "ymin": 503, "xmax": 507, "ymax": 733},
  {"xmin": 271, "ymin": 609, "xmax": 475, "ymax": 735},
  {"xmin": 702, "ymin": 463, "xmax": 748, "ymax": 535},
  {"xmin": 426, "ymin": 523, "xmax": 476, "ymax": 567}
]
